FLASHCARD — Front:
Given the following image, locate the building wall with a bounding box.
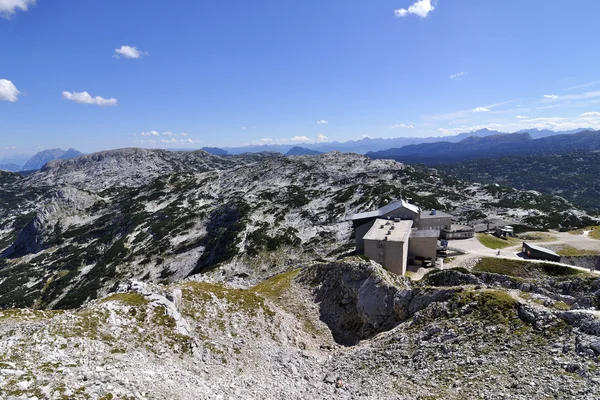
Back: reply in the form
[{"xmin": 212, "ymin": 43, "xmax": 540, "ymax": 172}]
[
  {"xmin": 364, "ymin": 239, "xmax": 408, "ymax": 275},
  {"xmin": 523, "ymin": 244, "xmax": 560, "ymax": 262},
  {"xmin": 382, "ymin": 206, "xmax": 420, "ymax": 224},
  {"xmin": 408, "ymin": 236, "xmax": 437, "ymax": 264},
  {"xmin": 355, "ymin": 206, "xmax": 419, "ymax": 254},
  {"xmin": 355, "ymin": 220, "xmax": 376, "ymax": 254},
  {"xmin": 419, "ymin": 217, "xmax": 452, "ymax": 231},
  {"xmin": 441, "ymin": 229, "xmax": 475, "ymax": 240}
]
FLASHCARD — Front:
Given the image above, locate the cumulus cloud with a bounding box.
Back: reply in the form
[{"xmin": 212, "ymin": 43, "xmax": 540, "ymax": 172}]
[
  {"xmin": 62, "ymin": 91, "xmax": 118, "ymax": 106},
  {"xmin": 543, "ymin": 94, "xmax": 559, "ymax": 100},
  {"xmin": 0, "ymin": 79, "xmax": 20, "ymax": 102},
  {"xmin": 0, "ymin": 0, "xmax": 35, "ymax": 18},
  {"xmin": 317, "ymin": 120, "xmax": 328, "ymax": 124},
  {"xmin": 516, "ymin": 115, "xmax": 528, "ymax": 119},
  {"xmin": 394, "ymin": 0, "xmax": 435, "ymax": 18},
  {"xmin": 254, "ymin": 134, "xmax": 328, "ymax": 145},
  {"xmin": 114, "ymin": 45, "xmax": 148, "ymax": 59},
  {"xmin": 140, "ymin": 131, "xmax": 189, "ymax": 137},
  {"xmin": 390, "ymin": 123, "xmax": 414, "ymax": 129},
  {"xmin": 317, "ymin": 133, "xmax": 329, "ymax": 142},
  {"xmin": 472, "ymin": 107, "xmax": 489, "ymax": 113},
  {"xmin": 581, "ymin": 112, "xmax": 600, "ymax": 117},
  {"xmin": 290, "ymin": 136, "xmax": 312, "ymax": 143},
  {"xmin": 450, "ymin": 72, "xmax": 467, "ymax": 80}
]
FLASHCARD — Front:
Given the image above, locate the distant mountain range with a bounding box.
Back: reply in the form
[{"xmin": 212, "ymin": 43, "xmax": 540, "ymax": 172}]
[
  {"xmin": 221, "ymin": 128, "xmax": 591, "ymax": 155},
  {"xmin": 367, "ymin": 130, "xmax": 600, "ymax": 164},
  {"xmin": 0, "ymin": 163, "xmax": 22, "ymax": 172},
  {"xmin": 201, "ymin": 147, "xmax": 229, "ymax": 155},
  {"xmin": 17, "ymin": 148, "xmax": 84, "ymax": 171},
  {"xmin": 285, "ymin": 146, "xmax": 322, "ymax": 156}
]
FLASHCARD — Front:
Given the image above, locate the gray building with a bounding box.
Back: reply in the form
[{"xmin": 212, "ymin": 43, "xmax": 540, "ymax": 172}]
[
  {"xmin": 352, "ymin": 199, "xmax": 420, "ymax": 254},
  {"xmin": 408, "ymin": 229, "xmax": 438, "ymax": 266},
  {"xmin": 363, "ymin": 219, "xmax": 413, "ymax": 275},
  {"xmin": 418, "ymin": 209, "xmax": 452, "ymax": 231},
  {"xmin": 522, "ymin": 242, "xmax": 560, "ymax": 262},
  {"xmin": 441, "ymin": 224, "xmax": 475, "ymax": 239}
]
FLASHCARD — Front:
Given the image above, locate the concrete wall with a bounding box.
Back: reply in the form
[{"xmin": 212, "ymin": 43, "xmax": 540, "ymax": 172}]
[
  {"xmin": 419, "ymin": 217, "xmax": 452, "ymax": 231},
  {"xmin": 355, "ymin": 220, "xmax": 375, "ymax": 254},
  {"xmin": 364, "ymin": 239, "xmax": 407, "ymax": 276},
  {"xmin": 382, "ymin": 207, "xmax": 420, "ymax": 224},
  {"xmin": 441, "ymin": 229, "xmax": 474, "ymax": 240},
  {"xmin": 408, "ymin": 236, "xmax": 437, "ymax": 264}
]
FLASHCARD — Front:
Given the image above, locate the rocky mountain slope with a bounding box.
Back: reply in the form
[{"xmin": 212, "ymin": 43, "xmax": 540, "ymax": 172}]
[
  {"xmin": 0, "ymin": 259, "xmax": 599, "ymax": 399},
  {"xmin": 0, "ymin": 149, "xmax": 596, "ymax": 311},
  {"xmin": 436, "ymin": 150, "xmax": 600, "ymax": 214},
  {"xmin": 367, "ymin": 130, "xmax": 600, "ymax": 165}
]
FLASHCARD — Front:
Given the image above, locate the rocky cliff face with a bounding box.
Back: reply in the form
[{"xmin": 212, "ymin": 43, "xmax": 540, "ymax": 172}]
[{"xmin": 0, "ymin": 259, "xmax": 599, "ymax": 399}]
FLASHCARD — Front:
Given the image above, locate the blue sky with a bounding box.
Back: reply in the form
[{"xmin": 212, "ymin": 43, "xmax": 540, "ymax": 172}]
[{"xmin": 2, "ymin": 0, "xmax": 600, "ymax": 156}]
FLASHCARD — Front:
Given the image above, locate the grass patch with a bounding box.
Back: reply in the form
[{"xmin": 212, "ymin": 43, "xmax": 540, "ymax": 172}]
[
  {"xmin": 555, "ymin": 245, "xmax": 600, "ymax": 257},
  {"xmin": 569, "ymin": 226, "xmax": 600, "ymax": 240},
  {"xmin": 477, "ymin": 233, "xmax": 520, "ymax": 249},
  {"xmin": 183, "ymin": 282, "xmax": 275, "ymax": 318},
  {"xmin": 474, "ymin": 257, "xmax": 589, "ymax": 279},
  {"xmin": 518, "ymin": 232, "xmax": 556, "ymax": 242},
  {"xmin": 252, "ymin": 269, "xmax": 300, "ymax": 300},
  {"xmin": 100, "ymin": 293, "xmax": 149, "ymax": 307},
  {"xmin": 455, "ymin": 290, "xmax": 519, "ymax": 325}
]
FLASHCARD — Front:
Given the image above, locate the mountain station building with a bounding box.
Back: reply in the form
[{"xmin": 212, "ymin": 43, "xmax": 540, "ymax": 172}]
[{"xmin": 352, "ymin": 199, "xmax": 463, "ymax": 275}]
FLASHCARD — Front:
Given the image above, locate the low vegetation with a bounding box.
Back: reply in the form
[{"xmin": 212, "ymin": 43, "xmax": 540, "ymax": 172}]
[
  {"xmin": 569, "ymin": 226, "xmax": 600, "ymax": 240},
  {"xmin": 473, "ymin": 257, "xmax": 589, "ymax": 279},
  {"xmin": 555, "ymin": 245, "xmax": 600, "ymax": 257},
  {"xmin": 477, "ymin": 233, "xmax": 520, "ymax": 249}
]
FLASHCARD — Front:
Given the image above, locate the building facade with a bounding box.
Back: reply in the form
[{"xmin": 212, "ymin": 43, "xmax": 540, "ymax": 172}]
[{"xmin": 363, "ymin": 219, "xmax": 413, "ymax": 275}]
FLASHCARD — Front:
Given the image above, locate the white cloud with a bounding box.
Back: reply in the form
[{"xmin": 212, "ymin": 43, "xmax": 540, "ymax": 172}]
[
  {"xmin": 254, "ymin": 134, "xmax": 328, "ymax": 145},
  {"xmin": 141, "ymin": 131, "xmax": 189, "ymax": 137},
  {"xmin": 472, "ymin": 107, "xmax": 490, "ymax": 113},
  {"xmin": 0, "ymin": 79, "xmax": 20, "ymax": 102},
  {"xmin": 450, "ymin": 72, "xmax": 467, "ymax": 80},
  {"xmin": 581, "ymin": 112, "xmax": 600, "ymax": 117},
  {"xmin": 114, "ymin": 45, "xmax": 148, "ymax": 59},
  {"xmin": 516, "ymin": 115, "xmax": 528, "ymax": 119},
  {"xmin": 62, "ymin": 91, "xmax": 118, "ymax": 106},
  {"xmin": 390, "ymin": 123, "xmax": 414, "ymax": 129},
  {"xmin": 0, "ymin": 0, "xmax": 35, "ymax": 18},
  {"xmin": 317, "ymin": 120, "xmax": 328, "ymax": 124},
  {"xmin": 543, "ymin": 94, "xmax": 559, "ymax": 100},
  {"xmin": 290, "ymin": 136, "xmax": 312, "ymax": 143},
  {"xmin": 394, "ymin": 0, "xmax": 435, "ymax": 18},
  {"xmin": 565, "ymin": 80, "xmax": 600, "ymax": 91},
  {"xmin": 161, "ymin": 138, "xmax": 177, "ymax": 144}
]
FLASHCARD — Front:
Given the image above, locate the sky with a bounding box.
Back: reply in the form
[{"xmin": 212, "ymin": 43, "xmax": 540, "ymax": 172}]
[{"xmin": 2, "ymin": 0, "xmax": 600, "ymax": 156}]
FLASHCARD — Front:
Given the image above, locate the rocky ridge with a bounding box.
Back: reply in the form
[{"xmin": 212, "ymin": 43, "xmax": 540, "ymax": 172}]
[{"xmin": 0, "ymin": 259, "xmax": 599, "ymax": 399}]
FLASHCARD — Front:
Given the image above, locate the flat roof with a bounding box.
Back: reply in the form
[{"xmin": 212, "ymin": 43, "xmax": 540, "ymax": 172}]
[
  {"xmin": 420, "ymin": 210, "xmax": 453, "ymax": 219},
  {"xmin": 523, "ymin": 242, "xmax": 559, "ymax": 257},
  {"xmin": 363, "ymin": 219, "xmax": 413, "ymax": 242},
  {"xmin": 352, "ymin": 199, "xmax": 420, "ymax": 221}
]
